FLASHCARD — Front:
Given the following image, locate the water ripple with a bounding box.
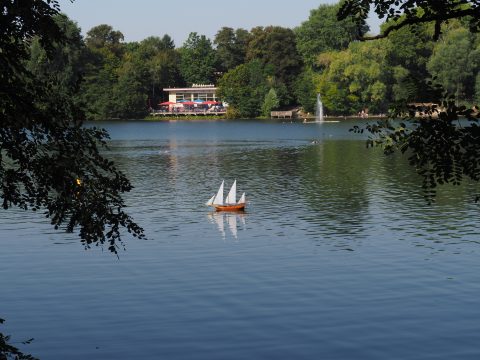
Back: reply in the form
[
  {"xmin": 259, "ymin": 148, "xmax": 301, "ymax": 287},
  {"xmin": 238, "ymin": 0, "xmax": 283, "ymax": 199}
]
[{"xmin": 2, "ymin": 120, "xmax": 480, "ymax": 360}]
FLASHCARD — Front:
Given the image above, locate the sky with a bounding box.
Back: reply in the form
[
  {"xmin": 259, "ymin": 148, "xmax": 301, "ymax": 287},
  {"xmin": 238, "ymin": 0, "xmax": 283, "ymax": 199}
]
[{"xmin": 57, "ymin": 0, "xmax": 382, "ymax": 46}]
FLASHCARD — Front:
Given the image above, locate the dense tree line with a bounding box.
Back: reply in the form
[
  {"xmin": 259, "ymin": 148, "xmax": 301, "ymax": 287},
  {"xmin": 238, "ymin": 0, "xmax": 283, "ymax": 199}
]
[
  {"xmin": 29, "ymin": 2, "xmax": 479, "ymax": 120},
  {"xmin": 25, "ymin": 3, "xmax": 480, "ymax": 119},
  {"xmin": 40, "ymin": 5, "xmax": 480, "ymax": 119}
]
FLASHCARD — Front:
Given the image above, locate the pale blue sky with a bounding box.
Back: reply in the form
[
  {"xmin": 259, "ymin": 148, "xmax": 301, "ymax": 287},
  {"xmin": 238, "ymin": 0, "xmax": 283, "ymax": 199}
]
[{"xmin": 58, "ymin": 0, "xmax": 381, "ymax": 46}]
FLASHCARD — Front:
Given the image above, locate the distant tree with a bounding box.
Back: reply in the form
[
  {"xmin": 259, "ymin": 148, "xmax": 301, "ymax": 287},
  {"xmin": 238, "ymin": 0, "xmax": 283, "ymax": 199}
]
[
  {"xmin": 294, "ymin": 67, "xmax": 318, "ymax": 113},
  {"xmin": 85, "ymin": 24, "xmax": 124, "ymax": 51},
  {"xmin": 80, "ymin": 51, "xmax": 120, "ymax": 119},
  {"xmin": 26, "ymin": 13, "xmax": 85, "ymax": 111},
  {"xmin": 317, "ymin": 41, "xmax": 391, "ymax": 115},
  {"xmin": 179, "ymin": 32, "xmax": 216, "ymax": 85},
  {"xmin": 427, "ymin": 25, "xmax": 480, "ymax": 104},
  {"xmin": 217, "ymin": 60, "xmax": 269, "ymax": 118},
  {"xmin": 382, "ymin": 21, "xmax": 435, "ymax": 103},
  {"xmin": 295, "ymin": 3, "xmax": 367, "ymax": 67},
  {"xmin": 81, "ymin": 30, "xmax": 181, "ymax": 119},
  {"xmin": 117, "ymin": 35, "xmax": 182, "ymax": 115},
  {"xmin": 138, "ymin": 35, "xmax": 175, "ymax": 57},
  {"xmin": 214, "ymin": 27, "xmax": 251, "ymax": 73},
  {"xmin": 148, "ymin": 49, "xmax": 183, "ymax": 105},
  {"xmin": 262, "ymin": 88, "xmax": 280, "ymax": 117},
  {"xmin": 246, "ymin": 26, "xmax": 303, "ymax": 105},
  {"xmin": 112, "ymin": 56, "xmax": 149, "ymax": 118},
  {"xmin": 80, "ymin": 24, "xmax": 128, "ymax": 119},
  {"xmin": 160, "ymin": 34, "xmax": 176, "ymax": 50}
]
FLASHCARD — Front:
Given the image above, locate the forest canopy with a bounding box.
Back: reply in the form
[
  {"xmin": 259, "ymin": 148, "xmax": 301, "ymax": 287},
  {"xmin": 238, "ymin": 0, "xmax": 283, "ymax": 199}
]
[
  {"xmin": 4, "ymin": 1, "xmax": 471, "ymax": 120},
  {"xmin": 31, "ymin": 2, "xmax": 476, "ymax": 120}
]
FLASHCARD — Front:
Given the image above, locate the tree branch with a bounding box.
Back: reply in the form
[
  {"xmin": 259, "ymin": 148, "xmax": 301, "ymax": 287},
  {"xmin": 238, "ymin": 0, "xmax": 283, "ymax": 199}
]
[{"xmin": 348, "ymin": 6, "xmax": 480, "ymax": 41}]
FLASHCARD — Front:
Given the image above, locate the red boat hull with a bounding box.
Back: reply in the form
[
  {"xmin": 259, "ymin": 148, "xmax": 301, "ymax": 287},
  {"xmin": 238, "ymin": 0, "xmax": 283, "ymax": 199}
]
[{"xmin": 214, "ymin": 203, "xmax": 246, "ymax": 212}]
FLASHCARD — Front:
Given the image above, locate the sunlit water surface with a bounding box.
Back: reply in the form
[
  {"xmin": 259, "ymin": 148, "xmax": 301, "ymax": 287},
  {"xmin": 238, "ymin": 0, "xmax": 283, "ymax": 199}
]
[{"xmin": 1, "ymin": 120, "xmax": 480, "ymax": 360}]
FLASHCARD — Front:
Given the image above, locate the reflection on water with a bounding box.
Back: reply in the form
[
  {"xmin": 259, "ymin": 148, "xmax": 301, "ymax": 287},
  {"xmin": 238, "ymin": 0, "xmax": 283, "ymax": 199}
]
[
  {"xmin": 1, "ymin": 120, "xmax": 480, "ymax": 360},
  {"xmin": 208, "ymin": 212, "xmax": 247, "ymax": 240},
  {"xmin": 105, "ymin": 130, "xmax": 478, "ymax": 255}
]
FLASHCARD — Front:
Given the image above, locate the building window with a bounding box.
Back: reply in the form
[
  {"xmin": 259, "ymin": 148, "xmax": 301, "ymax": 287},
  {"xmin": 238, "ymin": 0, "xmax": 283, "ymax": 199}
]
[
  {"xmin": 176, "ymin": 93, "xmax": 188, "ymax": 102},
  {"xmin": 192, "ymin": 93, "xmax": 205, "ymax": 101}
]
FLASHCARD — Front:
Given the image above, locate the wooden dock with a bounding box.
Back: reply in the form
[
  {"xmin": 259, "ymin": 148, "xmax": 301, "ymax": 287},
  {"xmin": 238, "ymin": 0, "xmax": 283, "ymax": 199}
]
[{"xmin": 271, "ymin": 111, "xmax": 295, "ymax": 119}]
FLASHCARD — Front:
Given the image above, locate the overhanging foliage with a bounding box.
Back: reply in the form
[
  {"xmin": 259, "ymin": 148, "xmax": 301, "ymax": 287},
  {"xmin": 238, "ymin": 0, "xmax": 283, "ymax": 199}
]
[
  {"xmin": 1, "ymin": 0, "xmax": 144, "ymax": 252},
  {"xmin": 339, "ymin": 0, "xmax": 480, "ymax": 40}
]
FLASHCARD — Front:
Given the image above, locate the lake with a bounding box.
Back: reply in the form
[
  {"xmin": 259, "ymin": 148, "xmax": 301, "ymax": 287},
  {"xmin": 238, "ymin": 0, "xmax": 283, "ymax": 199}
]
[{"xmin": 1, "ymin": 119, "xmax": 480, "ymax": 360}]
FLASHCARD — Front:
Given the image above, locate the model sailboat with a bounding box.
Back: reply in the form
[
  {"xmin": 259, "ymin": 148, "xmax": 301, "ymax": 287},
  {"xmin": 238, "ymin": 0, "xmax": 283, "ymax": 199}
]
[{"xmin": 206, "ymin": 180, "xmax": 246, "ymax": 211}]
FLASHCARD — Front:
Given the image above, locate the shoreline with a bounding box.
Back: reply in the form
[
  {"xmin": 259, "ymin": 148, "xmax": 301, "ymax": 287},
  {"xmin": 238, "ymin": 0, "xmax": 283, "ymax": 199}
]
[
  {"xmin": 88, "ymin": 115, "xmax": 389, "ymax": 122},
  {"xmin": 144, "ymin": 115, "xmax": 388, "ymax": 122}
]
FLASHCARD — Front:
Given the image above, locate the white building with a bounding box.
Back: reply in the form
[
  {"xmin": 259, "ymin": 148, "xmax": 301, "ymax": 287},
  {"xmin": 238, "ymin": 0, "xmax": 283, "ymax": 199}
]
[{"xmin": 163, "ymin": 84, "xmax": 218, "ymax": 103}]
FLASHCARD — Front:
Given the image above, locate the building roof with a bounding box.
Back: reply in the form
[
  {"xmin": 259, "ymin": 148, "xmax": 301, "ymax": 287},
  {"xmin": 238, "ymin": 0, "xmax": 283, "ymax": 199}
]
[{"xmin": 163, "ymin": 87, "xmax": 217, "ymax": 92}]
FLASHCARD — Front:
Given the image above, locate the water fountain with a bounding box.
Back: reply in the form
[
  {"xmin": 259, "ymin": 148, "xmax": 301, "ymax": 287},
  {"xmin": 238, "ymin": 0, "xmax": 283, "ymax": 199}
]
[{"xmin": 315, "ymin": 93, "xmax": 324, "ymax": 123}]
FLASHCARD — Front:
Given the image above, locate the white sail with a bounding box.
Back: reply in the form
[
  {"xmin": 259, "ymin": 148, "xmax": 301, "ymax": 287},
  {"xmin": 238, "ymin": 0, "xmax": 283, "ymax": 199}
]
[
  {"xmin": 205, "ymin": 194, "xmax": 215, "ymax": 206},
  {"xmin": 225, "ymin": 180, "xmax": 236, "ymax": 204},
  {"xmin": 237, "ymin": 192, "xmax": 246, "ymax": 204},
  {"xmin": 213, "ymin": 180, "xmax": 224, "ymax": 205}
]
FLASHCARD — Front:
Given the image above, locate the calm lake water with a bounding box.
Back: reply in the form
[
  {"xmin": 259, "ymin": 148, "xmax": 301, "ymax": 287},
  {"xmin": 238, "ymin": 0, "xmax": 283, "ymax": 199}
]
[{"xmin": 1, "ymin": 119, "xmax": 480, "ymax": 360}]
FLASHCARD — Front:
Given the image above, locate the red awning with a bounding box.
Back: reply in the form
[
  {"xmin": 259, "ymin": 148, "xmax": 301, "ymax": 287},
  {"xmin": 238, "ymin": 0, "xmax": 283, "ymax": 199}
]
[{"xmin": 159, "ymin": 101, "xmax": 175, "ymax": 106}]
